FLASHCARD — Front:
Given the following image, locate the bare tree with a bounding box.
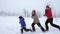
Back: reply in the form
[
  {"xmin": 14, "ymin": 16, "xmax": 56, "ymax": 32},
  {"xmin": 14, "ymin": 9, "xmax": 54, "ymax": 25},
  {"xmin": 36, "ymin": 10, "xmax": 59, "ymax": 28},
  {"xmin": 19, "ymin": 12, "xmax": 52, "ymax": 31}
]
[{"xmin": 23, "ymin": 9, "xmax": 27, "ymax": 17}]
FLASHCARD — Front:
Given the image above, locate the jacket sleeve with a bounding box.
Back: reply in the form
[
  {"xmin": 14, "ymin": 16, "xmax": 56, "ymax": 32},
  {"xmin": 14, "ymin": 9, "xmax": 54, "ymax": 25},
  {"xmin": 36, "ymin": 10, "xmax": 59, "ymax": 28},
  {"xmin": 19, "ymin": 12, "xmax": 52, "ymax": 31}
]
[{"xmin": 44, "ymin": 9, "xmax": 47, "ymax": 16}]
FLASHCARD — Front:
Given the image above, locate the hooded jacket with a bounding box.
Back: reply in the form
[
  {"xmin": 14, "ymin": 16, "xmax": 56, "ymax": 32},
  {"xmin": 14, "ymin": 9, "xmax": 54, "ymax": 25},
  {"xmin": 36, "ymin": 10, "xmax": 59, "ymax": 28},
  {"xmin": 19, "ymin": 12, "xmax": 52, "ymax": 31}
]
[
  {"xmin": 19, "ymin": 17, "xmax": 26, "ymax": 27},
  {"xmin": 44, "ymin": 8, "xmax": 53, "ymax": 18}
]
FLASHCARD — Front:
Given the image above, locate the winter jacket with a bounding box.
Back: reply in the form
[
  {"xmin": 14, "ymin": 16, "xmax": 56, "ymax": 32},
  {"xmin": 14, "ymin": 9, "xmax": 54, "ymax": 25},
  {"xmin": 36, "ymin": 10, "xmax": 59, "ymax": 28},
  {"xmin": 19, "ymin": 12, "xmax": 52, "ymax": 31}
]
[
  {"xmin": 44, "ymin": 8, "xmax": 53, "ymax": 18},
  {"xmin": 19, "ymin": 18, "xmax": 26, "ymax": 27},
  {"xmin": 32, "ymin": 15, "xmax": 40, "ymax": 23}
]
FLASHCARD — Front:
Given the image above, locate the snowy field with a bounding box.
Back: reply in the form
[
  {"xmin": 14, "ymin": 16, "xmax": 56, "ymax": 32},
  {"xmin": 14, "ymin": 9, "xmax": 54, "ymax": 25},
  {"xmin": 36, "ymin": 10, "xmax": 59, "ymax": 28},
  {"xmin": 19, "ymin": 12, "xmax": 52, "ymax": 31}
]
[{"xmin": 0, "ymin": 16, "xmax": 60, "ymax": 34}]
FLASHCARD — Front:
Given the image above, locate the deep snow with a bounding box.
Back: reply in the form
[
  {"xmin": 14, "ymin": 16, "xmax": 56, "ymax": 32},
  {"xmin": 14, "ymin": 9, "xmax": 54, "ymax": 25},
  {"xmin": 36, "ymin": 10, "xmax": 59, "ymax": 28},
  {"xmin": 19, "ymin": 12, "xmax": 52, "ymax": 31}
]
[{"xmin": 0, "ymin": 16, "xmax": 60, "ymax": 34}]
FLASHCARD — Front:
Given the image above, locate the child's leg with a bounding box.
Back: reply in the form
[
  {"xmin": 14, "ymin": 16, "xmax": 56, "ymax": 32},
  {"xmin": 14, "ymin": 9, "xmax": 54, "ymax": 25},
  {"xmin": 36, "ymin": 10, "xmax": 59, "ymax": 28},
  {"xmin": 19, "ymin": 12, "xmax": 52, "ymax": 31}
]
[
  {"xmin": 45, "ymin": 19, "xmax": 50, "ymax": 31},
  {"xmin": 31, "ymin": 23, "xmax": 36, "ymax": 31},
  {"xmin": 50, "ymin": 18, "xmax": 60, "ymax": 30},
  {"xmin": 23, "ymin": 27, "xmax": 32, "ymax": 32},
  {"xmin": 37, "ymin": 23, "xmax": 45, "ymax": 32},
  {"xmin": 21, "ymin": 28, "xmax": 23, "ymax": 33}
]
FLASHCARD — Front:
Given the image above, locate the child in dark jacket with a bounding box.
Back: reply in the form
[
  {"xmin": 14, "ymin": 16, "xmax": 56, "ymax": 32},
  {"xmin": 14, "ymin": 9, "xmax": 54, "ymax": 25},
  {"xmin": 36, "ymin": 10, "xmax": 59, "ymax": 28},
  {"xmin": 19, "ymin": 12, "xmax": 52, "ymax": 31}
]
[
  {"xmin": 19, "ymin": 16, "xmax": 32, "ymax": 34},
  {"xmin": 44, "ymin": 5, "xmax": 60, "ymax": 31}
]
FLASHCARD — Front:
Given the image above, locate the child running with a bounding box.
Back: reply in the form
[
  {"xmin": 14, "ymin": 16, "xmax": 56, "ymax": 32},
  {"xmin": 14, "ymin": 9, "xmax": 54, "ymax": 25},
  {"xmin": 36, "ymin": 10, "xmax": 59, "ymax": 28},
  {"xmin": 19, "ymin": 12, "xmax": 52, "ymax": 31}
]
[
  {"xmin": 31, "ymin": 10, "xmax": 45, "ymax": 32},
  {"xmin": 44, "ymin": 5, "xmax": 60, "ymax": 31},
  {"xmin": 19, "ymin": 16, "xmax": 32, "ymax": 34}
]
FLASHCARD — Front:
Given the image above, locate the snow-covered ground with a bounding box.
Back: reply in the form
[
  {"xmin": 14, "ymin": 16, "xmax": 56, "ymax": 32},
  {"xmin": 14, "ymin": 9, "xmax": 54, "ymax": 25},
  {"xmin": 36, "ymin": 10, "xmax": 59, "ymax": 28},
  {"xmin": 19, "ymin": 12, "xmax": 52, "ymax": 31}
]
[{"xmin": 0, "ymin": 16, "xmax": 60, "ymax": 34}]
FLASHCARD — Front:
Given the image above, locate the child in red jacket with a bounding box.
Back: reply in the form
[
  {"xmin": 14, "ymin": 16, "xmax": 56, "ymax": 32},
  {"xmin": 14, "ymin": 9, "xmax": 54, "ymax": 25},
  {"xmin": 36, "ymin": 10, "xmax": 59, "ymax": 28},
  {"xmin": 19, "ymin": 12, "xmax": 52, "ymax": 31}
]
[{"xmin": 44, "ymin": 5, "xmax": 60, "ymax": 31}]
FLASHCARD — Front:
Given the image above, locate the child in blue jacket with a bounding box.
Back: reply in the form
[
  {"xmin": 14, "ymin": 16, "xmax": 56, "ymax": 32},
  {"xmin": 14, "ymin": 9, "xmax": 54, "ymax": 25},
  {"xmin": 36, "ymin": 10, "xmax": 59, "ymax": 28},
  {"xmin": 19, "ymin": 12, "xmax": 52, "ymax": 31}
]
[{"xmin": 19, "ymin": 16, "xmax": 32, "ymax": 34}]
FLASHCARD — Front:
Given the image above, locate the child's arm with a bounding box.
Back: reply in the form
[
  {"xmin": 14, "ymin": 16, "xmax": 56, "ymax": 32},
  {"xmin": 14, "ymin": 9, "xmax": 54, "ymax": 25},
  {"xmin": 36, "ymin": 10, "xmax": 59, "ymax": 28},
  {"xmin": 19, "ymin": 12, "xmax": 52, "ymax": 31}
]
[
  {"xmin": 31, "ymin": 15, "xmax": 33, "ymax": 18},
  {"xmin": 44, "ymin": 9, "xmax": 47, "ymax": 16}
]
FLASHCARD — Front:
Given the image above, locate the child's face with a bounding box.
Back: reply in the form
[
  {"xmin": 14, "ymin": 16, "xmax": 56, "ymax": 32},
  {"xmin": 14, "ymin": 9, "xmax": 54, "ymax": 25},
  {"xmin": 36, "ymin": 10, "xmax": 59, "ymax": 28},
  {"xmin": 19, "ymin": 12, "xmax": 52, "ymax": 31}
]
[
  {"xmin": 32, "ymin": 12, "xmax": 35, "ymax": 14},
  {"xmin": 46, "ymin": 6, "xmax": 50, "ymax": 9},
  {"xmin": 32, "ymin": 11, "xmax": 36, "ymax": 15},
  {"xmin": 46, "ymin": 6, "xmax": 50, "ymax": 10}
]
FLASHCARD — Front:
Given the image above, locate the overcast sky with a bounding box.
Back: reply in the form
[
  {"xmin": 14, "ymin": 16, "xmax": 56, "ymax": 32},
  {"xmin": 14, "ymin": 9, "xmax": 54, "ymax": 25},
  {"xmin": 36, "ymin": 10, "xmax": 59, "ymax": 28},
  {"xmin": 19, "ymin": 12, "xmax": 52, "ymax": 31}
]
[{"xmin": 0, "ymin": 0, "xmax": 60, "ymax": 14}]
